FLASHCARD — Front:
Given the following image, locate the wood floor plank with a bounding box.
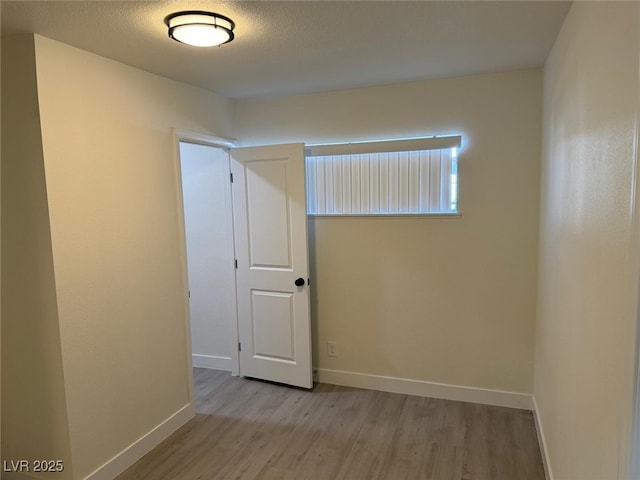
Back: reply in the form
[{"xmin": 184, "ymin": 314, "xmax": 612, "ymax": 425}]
[{"xmin": 116, "ymin": 369, "xmax": 545, "ymax": 480}]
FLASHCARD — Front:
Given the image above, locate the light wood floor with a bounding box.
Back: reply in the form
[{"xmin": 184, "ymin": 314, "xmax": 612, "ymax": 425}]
[{"xmin": 117, "ymin": 368, "xmax": 545, "ymax": 480}]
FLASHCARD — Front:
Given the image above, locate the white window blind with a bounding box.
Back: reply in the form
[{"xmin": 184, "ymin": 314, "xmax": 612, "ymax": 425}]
[{"xmin": 305, "ymin": 136, "xmax": 460, "ymax": 215}]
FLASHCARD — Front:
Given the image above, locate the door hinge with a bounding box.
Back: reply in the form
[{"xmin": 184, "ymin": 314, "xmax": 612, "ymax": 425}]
[
  {"xmin": 188, "ymin": 290, "xmax": 191, "ymax": 298},
  {"xmin": 230, "ymin": 172, "xmax": 234, "ymax": 183},
  {"xmin": 238, "ymin": 342, "xmax": 242, "ymax": 352},
  {"xmin": 235, "ymin": 259, "xmax": 238, "ymax": 269}
]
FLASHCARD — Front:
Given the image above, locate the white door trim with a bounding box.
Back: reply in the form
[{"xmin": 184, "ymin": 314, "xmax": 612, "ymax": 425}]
[{"xmin": 173, "ymin": 129, "xmax": 237, "ymax": 149}]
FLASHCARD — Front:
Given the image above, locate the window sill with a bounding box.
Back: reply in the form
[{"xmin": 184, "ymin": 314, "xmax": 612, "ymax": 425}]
[{"xmin": 307, "ymin": 213, "xmax": 462, "ymax": 219}]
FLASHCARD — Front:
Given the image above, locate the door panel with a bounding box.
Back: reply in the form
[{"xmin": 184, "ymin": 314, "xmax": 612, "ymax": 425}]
[
  {"xmin": 231, "ymin": 143, "xmax": 312, "ymax": 389},
  {"xmin": 246, "ymin": 160, "xmax": 292, "ymax": 269},
  {"xmin": 251, "ymin": 290, "xmax": 295, "ymax": 361}
]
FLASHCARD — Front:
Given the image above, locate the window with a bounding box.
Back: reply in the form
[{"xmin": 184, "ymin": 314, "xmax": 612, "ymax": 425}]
[{"xmin": 305, "ymin": 135, "xmax": 460, "ymax": 215}]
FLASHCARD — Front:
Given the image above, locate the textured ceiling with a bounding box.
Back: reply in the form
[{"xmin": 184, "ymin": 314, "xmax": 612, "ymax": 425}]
[{"xmin": 1, "ymin": 1, "xmax": 572, "ymax": 100}]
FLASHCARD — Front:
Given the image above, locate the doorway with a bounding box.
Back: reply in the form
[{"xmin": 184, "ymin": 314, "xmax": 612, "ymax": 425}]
[
  {"xmin": 175, "ymin": 132, "xmax": 313, "ymax": 395},
  {"xmin": 178, "ymin": 140, "xmax": 240, "ymax": 376}
]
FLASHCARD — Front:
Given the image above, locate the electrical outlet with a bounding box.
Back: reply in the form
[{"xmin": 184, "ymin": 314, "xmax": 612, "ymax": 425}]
[{"xmin": 327, "ymin": 341, "xmax": 337, "ymax": 357}]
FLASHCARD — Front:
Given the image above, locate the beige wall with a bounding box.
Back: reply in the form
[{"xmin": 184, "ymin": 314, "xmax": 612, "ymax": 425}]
[
  {"xmin": 6, "ymin": 35, "xmax": 236, "ymax": 479},
  {"xmin": 1, "ymin": 35, "xmax": 74, "ymax": 479},
  {"xmin": 237, "ymin": 69, "xmax": 542, "ymax": 393},
  {"xmin": 535, "ymin": 2, "xmax": 640, "ymax": 479}
]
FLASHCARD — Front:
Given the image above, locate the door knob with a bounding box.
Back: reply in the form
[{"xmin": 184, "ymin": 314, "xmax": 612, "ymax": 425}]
[{"xmin": 295, "ymin": 277, "xmax": 305, "ymax": 287}]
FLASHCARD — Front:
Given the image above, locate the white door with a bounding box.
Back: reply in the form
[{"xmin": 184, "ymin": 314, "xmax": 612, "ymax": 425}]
[{"xmin": 231, "ymin": 143, "xmax": 312, "ymax": 389}]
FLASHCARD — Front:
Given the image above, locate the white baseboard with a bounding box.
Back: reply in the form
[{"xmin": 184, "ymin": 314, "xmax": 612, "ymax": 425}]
[
  {"xmin": 316, "ymin": 368, "xmax": 533, "ymax": 410},
  {"xmin": 532, "ymin": 395, "xmax": 553, "ymax": 480},
  {"xmin": 83, "ymin": 403, "xmax": 195, "ymax": 480},
  {"xmin": 192, "ymin": 354, "xmax": 233, "ymax": 371}
]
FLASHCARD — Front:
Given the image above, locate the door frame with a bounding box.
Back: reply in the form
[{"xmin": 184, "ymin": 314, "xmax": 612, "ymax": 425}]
[{"xmin": 172, "ymin": 129, "xmax": 239, "ymax": 409}]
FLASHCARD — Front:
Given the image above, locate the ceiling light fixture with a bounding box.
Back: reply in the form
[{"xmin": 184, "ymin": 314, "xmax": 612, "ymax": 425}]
[{"xmin": 165, "ymin": 11, "xmax": 235, "ymax": 47}]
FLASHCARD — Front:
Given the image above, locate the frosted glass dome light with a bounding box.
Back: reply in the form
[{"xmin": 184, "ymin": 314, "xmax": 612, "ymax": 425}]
[{"xmin": 165, "ymin": 11, "xmax": 235, "ymax": 47}]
